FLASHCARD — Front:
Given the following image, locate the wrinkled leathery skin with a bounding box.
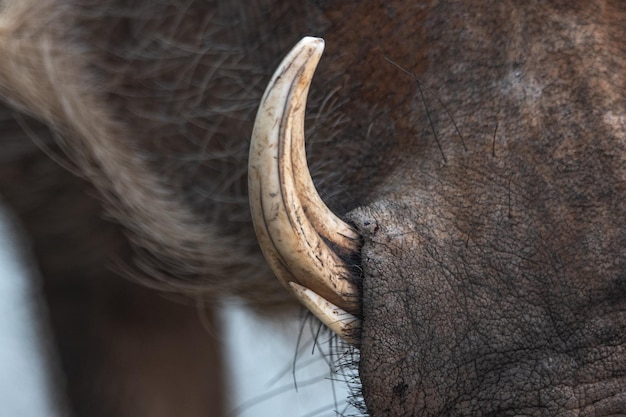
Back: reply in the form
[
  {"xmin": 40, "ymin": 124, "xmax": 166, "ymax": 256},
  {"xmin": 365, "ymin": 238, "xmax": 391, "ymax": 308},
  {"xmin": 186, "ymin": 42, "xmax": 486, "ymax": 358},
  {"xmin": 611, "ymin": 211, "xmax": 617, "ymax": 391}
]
[
  {"xmin": 351, "ymin": 193, "xmax": 626, "ymax": 415},
  {"xmin": 343, "ymin": 2, "xmax": 626, "ymax": 415}
]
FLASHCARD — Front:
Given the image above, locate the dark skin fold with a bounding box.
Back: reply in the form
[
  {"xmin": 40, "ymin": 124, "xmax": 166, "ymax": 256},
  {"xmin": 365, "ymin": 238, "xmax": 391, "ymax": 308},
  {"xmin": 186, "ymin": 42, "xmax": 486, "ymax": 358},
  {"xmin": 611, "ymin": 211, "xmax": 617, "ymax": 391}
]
[{"xmin": 0, "ymin": 1, "xmax": 624, "ymax": 416}]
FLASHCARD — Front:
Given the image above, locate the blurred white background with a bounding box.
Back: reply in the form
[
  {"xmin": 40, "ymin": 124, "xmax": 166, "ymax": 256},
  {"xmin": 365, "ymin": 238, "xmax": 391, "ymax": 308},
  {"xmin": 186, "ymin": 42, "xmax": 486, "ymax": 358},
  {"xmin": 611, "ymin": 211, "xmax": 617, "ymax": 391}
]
[{"xmin": 0, "ymin": 205, "xmax": 357, "ymax": 417}]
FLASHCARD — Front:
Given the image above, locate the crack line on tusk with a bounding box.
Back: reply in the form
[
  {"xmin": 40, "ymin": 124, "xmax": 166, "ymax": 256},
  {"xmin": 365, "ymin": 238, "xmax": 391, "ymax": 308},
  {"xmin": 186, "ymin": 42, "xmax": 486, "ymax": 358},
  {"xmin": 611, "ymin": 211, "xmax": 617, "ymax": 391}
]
[{"xmin": 249, "ymin": 36, "xmax": 362, "ymax": 316}]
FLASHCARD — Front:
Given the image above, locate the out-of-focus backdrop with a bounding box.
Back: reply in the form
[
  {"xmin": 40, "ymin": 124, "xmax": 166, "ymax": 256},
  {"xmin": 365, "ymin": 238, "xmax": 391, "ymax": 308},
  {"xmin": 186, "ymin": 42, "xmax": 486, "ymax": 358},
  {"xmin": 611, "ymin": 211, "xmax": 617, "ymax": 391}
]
[{"xmin": 0, "ymin": 204, "xmax": 356, "ymax": 417}]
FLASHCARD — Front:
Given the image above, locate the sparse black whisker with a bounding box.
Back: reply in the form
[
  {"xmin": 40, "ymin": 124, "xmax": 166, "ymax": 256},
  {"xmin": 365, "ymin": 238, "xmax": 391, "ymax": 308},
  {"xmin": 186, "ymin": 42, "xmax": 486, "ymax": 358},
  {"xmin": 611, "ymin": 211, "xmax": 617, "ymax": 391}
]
[
  {"xmin": 225, "ymin": 374, "xmax": 333, "ymax": 417},
  {"xmin": 415, "ymin": 78, "xmax": 466, "ymax": 152},
  {"xmin": 384, "ymin": 57, "xmax": 466, "ymax": 157},
  {"xmin": 383, "ymin": 57, "xmax": 413, "ymax": 78},
  {"xmin": 508, "ymin": 176, "xmax": 512, "ymax": 219},
  {"xmin": 383, "ymin": 58, "xmax": 444, "ymax": 161},
  {"xmin": 292, "ymin": 308, "xmax": 311, "ymax": 391},
  {"xmin": 492, "ymin": 121, "xmax": 498, "ymax": 157},
  {"xmin": 312, "ymin": 317, "xmax": 325, "ymax": 355},
  {"xmin": 299, "ymin": 401, "xmax": 350, "ymax": 417},
  {"xmin": 416, "ymin": 79, "xmax": 447, "ymax": 163},
  {"xmin": 267, "ymin": 350, "xmax": 319, "ymax": 388}
]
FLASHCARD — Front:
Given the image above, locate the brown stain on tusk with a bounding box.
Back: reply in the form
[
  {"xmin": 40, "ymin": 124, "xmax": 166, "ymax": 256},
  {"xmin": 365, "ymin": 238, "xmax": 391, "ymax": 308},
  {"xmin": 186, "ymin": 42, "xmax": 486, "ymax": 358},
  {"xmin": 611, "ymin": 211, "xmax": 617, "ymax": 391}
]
[{"xmin": 248, "ymin": 37, "xmax": 362, "ymax": 322}]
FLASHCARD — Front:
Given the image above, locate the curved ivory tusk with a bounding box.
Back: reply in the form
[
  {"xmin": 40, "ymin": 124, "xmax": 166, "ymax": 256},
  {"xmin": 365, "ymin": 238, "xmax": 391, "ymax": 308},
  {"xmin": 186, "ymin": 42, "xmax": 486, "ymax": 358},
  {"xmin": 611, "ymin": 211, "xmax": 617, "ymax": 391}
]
[
  {"xmin": 290, "ymin": 283, "xmax": 361, "ymax": 345},
  {"xmin": 248, "ymin": 37, "xmax": 361, "ymax": 317}
]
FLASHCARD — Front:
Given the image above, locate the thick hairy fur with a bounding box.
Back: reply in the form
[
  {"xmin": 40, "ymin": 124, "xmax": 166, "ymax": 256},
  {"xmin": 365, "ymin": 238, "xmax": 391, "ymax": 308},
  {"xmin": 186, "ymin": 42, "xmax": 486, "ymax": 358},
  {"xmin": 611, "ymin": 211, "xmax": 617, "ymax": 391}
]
[
  {"xmin": 0, "ymin": 0, "xmax": 277, "ymax": 298},
  {"xmin": 1, "ymin": 0, "xmax": 625, "ymax": 416},
  {"xmin": 0, "ymin": 0, "xmax": 284, "ymax": 415}
]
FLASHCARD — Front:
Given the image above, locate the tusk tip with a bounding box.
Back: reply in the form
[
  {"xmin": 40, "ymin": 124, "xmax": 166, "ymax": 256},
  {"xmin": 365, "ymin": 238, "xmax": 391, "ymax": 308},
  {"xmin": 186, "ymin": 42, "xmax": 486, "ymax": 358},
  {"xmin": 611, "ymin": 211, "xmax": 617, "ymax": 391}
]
[{"xmin": 300, "ymin": 36, "xmax": 325, "ymax": 49}]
